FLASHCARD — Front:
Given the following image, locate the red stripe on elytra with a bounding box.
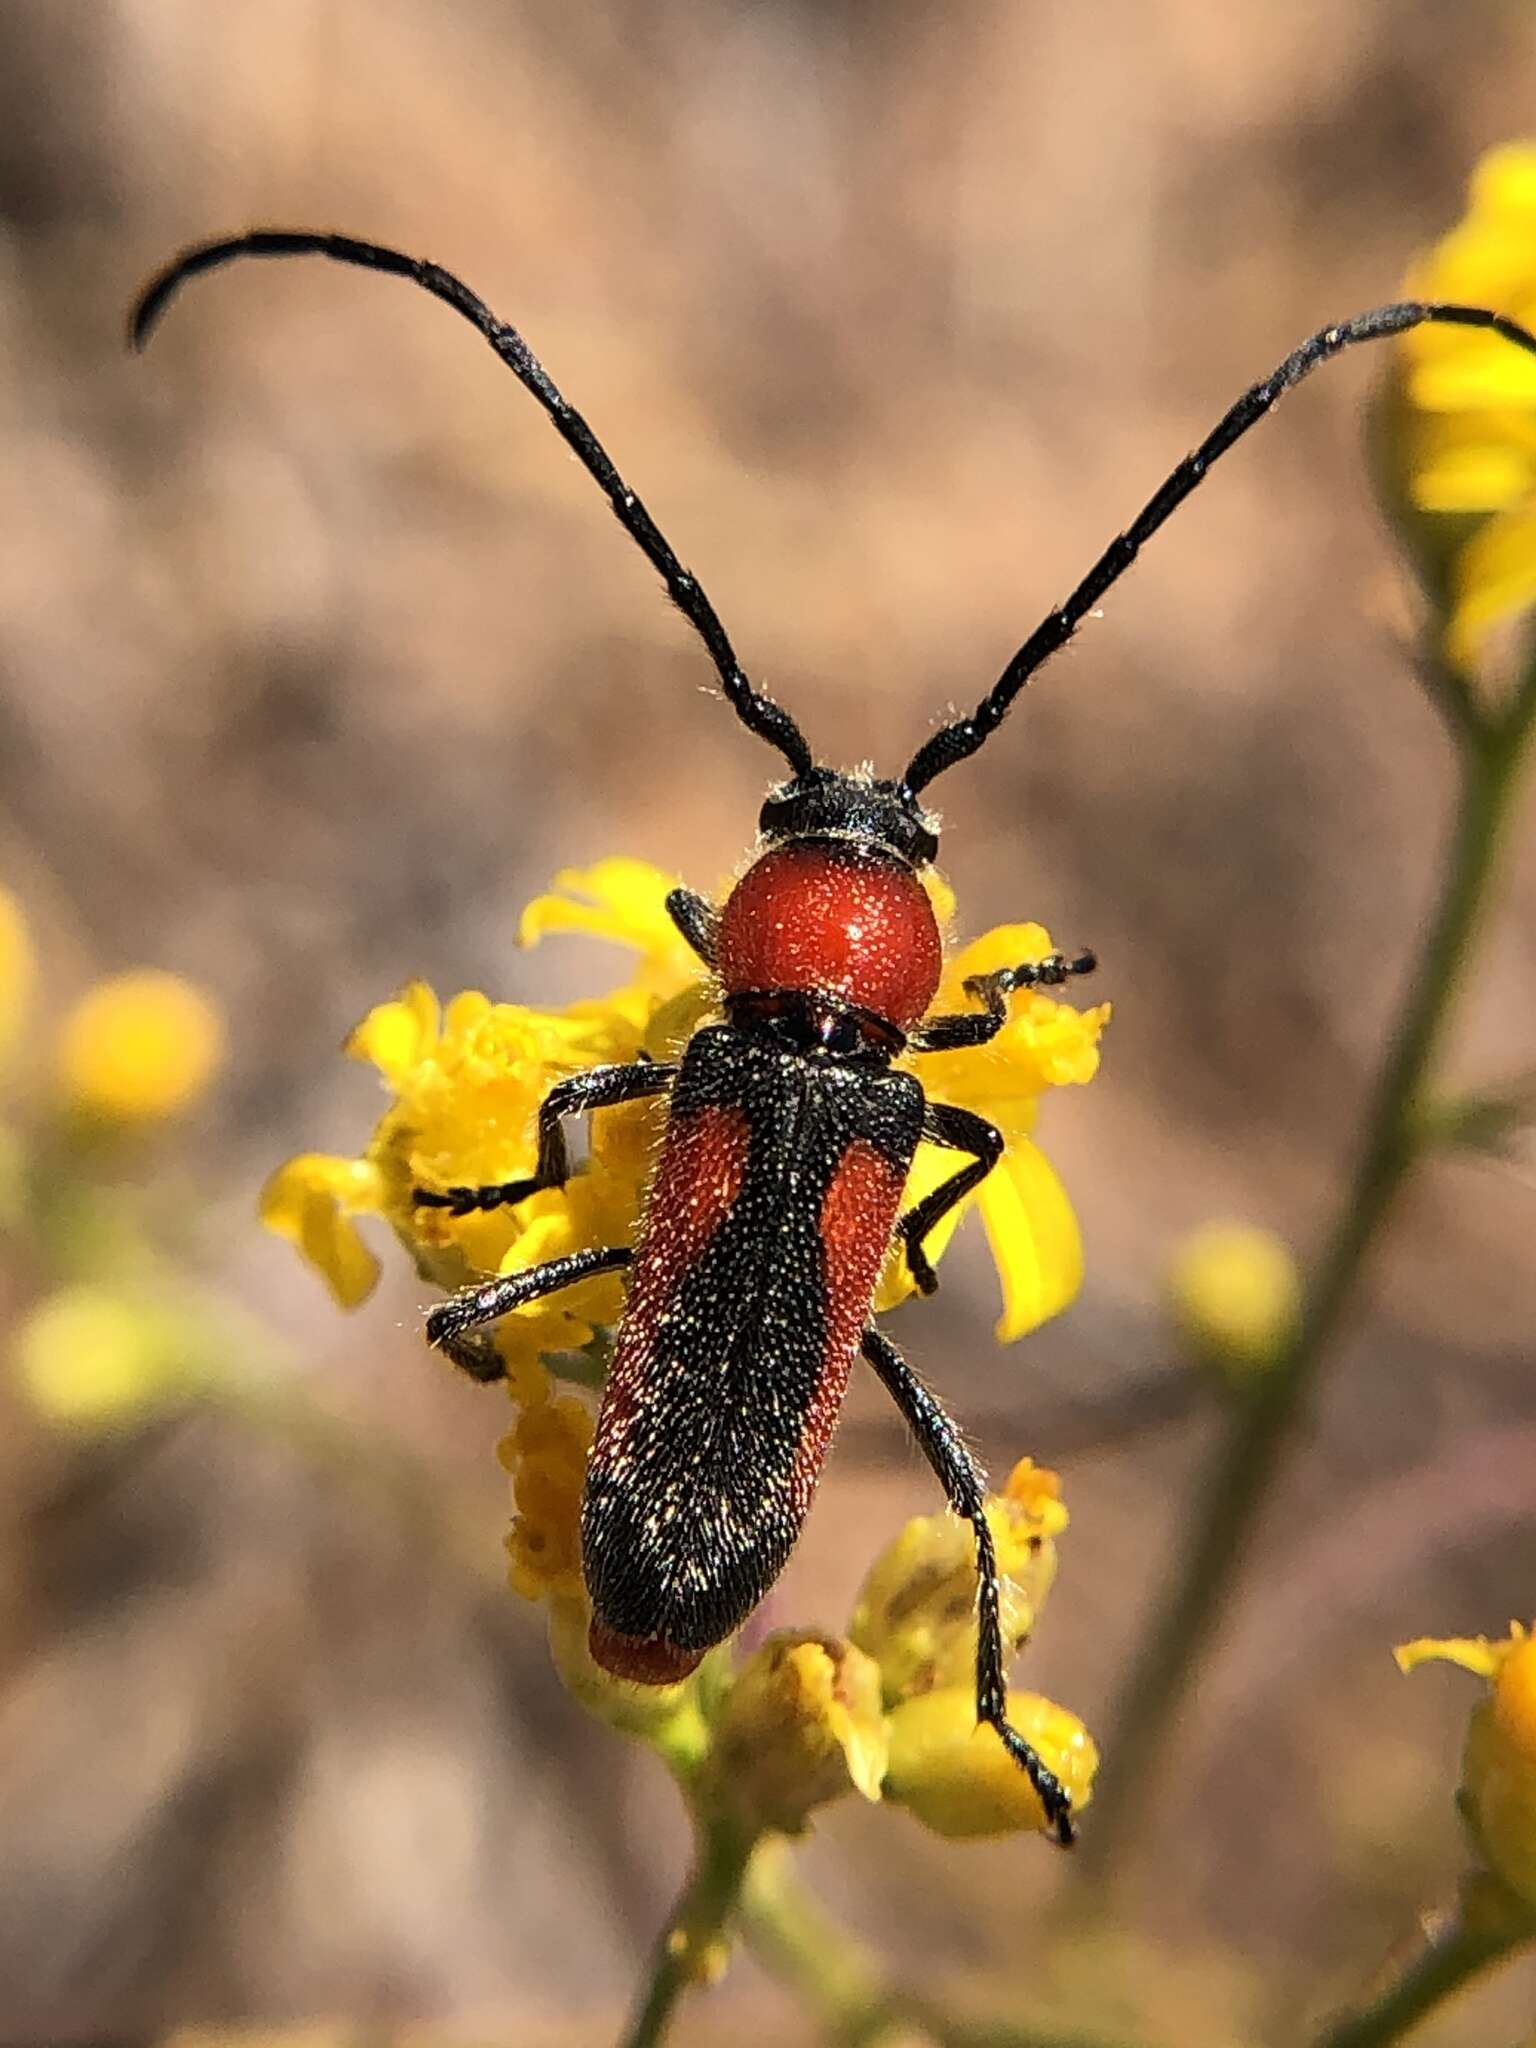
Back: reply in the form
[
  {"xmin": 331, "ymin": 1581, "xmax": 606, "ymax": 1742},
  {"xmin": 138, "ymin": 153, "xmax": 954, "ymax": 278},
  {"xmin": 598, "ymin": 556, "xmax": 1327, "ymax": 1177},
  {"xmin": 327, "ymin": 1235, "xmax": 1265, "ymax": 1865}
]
[
  {"xmin": 595, "ymin": 1101, "xmax": 751, "ymax": 1441},
  {"xmin": 785, "ymin": 1137, "xmax": 908, "ymax": 1515}
]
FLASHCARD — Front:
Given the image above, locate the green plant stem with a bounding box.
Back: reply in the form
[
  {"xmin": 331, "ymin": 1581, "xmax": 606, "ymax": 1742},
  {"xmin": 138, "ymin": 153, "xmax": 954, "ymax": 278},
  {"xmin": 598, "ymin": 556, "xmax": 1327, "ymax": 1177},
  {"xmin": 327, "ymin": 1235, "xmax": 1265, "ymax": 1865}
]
[
  {"xmin": 1310, "ymin": 1883, "xmax": 1536, "ymax": 2048},
  {"xmin": 908, "ymin": 2012, "xmax": 1159, "ymax": 2048},
  {"xmin": 619, "ymin": 1814, "xmax": 761, "ymax": 2048},
  {"xmin": 740, "ymin": 1840, "xmax": 907, "ymax": 2046},
  {"xmin": 740, "ymin": 1846, "xmax": 1151, "ymax": 2048},
  {"xmin": 1086, "ymin": 706, "xmax": 1532, "ymax": 1873}
]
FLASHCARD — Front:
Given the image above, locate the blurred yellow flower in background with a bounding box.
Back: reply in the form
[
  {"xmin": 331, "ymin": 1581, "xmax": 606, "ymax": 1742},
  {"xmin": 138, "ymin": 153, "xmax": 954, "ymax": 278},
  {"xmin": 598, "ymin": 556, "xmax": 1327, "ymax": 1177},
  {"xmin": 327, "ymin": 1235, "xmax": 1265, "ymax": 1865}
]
[
  {"xmin": 0, "ymin": 885, "xmax": 36, "ymax": 1073},
  {"xmin": 1169, "ymin": 1221, "xmax": 1301, "ymax": 1379},
  {"xmin": 1398, "ymin": 1623, "xmax": 1536, "ymax": 1906},
  {"xmin": 1398, "ymin": 143, "xmax": 1536, "ymax": 675},
  {"xmin": 16, "ymin": 1284, "xmax": 203, "ymax": 1425},
  {"xmin": 58, "ymin": 969, "xmax": 224, "ymax": 1125}
]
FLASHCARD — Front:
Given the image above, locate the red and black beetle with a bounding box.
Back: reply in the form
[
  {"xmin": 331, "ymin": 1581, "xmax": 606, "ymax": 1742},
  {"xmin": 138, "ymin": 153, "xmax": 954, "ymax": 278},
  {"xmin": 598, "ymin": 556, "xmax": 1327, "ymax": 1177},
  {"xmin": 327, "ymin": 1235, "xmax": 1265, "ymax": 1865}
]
[{"xmin": 133, "ymin": 232, "xmax": 1536, "ymax": 1843}]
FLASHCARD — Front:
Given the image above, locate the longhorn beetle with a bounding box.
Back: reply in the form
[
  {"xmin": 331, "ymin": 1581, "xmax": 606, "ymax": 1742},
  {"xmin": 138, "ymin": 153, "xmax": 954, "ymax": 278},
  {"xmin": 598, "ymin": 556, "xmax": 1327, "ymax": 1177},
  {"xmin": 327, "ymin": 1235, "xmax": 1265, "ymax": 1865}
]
[{"xmin": 133, "ymin": 232, "xmax": 1536, "ymax": 1845}]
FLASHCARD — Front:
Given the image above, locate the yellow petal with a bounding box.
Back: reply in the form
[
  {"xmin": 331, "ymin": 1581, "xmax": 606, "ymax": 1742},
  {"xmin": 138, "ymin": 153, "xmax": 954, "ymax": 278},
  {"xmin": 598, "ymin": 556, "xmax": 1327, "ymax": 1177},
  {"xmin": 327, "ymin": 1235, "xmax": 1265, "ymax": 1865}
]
[
  {"xmin": 345, "ymin": 980, "xmax": 440, "ymax": 1084},
  {"xmin": 260, "ymin": 1153, "xmax": 383, "ymax": 1308},
  {"xmin": 941, "ymin": 921, "xmax": 1055, "ymax": 998},
  {"xmin": 921, "ymin": 865, "xmax": 957, "ymax": 933},
  {"xmin": 1409, "ymin": 332, "xmax": 1536, "ymax": 413},
  {"xmin": 1407, "ymin": 411, "xmax": 1536, "ymax": 514},
  {"xmin": 1395, "ymin": 1633, "xmax": 1511, "ymax": 1681},
  {"xmin": 872, "ymin": 1140, "xmax": 971, "ymax": 1313},
  {"xmin": 976, "ymin": 1136, "xmax": 1084, "ymax": 1341},
  {"xmin": 58, "ymin": 971, "xmax": 224, "ymax": 1124},
  {"xmin": 1470, "ymin": 144, "xmax": 1536, "ymax": 221},
  {"xmin": 1446, "ymin": 503, "xmax": 1536, "ymax": 675},
  {"xmin": 519, "ymin": 857, "xmax": 692, "ymax": 980}
]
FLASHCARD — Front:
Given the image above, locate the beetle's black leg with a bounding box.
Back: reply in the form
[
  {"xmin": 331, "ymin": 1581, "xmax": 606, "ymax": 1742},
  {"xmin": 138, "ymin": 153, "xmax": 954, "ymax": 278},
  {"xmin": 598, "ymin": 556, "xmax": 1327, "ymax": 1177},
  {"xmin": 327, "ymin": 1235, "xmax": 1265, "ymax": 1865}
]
[
  {"xmin": 414, "ymin": 1059, "xmax": 676, "ymax": 1216},
  {"xmin": 428, "ymin": 1244, "xmax": 634, "ymax": 1381},
  {"xmin": 896, "ymin": 1101, "xmax": 1003, "ymax": 1295},
  {"xmin": 861, "ymin": 1323, "xmax": 1074, "ymax": 1846},
  {"xmin": 666, "ymin": 886, "xmax": 718, "ymax": 968},
  {"xmin": 910, "ymin": 951, "xmax": 1098, "ymax": 1055}
]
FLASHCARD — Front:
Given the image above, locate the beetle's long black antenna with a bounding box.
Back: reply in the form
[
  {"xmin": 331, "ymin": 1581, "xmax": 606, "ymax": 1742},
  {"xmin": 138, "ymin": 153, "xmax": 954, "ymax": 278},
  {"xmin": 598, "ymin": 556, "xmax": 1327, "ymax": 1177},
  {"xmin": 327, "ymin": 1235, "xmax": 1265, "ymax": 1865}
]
[
  {"xmin": 131, "ymin": 231, "xmax": 816, "ymax": 781},
  {"xmin": 903, "ymin": 300, "xmax": 1536, "ymax": 796}
]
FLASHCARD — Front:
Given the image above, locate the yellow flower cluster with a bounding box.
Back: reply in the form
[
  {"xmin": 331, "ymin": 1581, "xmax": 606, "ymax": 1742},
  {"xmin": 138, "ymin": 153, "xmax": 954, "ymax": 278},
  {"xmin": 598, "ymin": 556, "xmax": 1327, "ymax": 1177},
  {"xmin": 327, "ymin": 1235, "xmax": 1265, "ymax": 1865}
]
[
  {"xmin": 1398, "ymin": 1623, "xmax": 1536, "ymax": 1905},
  {"xmin": 1168, "ymin": 1221, "xmax": 1301, "ymax": 1380},
  {"xmin": 859, "ymin": 1458, "xmax": 1098, "ymax": 1838},
  {"xmin": 261, "ymin": 856, "xmax": 1107, "ymax": 1604},
  {"xmin": 1397, "ymin": 143, "xmax": 1536, "ymax": 675},
  {"xmin": 561, "ymin": 1454, "xmax": 1096, "ymax": 1840}
]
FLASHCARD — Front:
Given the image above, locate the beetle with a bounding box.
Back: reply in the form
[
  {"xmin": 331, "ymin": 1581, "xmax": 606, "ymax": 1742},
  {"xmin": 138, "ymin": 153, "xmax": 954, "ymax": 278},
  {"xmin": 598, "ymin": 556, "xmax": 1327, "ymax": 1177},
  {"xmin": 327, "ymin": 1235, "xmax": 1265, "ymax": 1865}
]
[{"xmin": 132, "ymin": 231, "xmax": 1536, "ymax": 1843}]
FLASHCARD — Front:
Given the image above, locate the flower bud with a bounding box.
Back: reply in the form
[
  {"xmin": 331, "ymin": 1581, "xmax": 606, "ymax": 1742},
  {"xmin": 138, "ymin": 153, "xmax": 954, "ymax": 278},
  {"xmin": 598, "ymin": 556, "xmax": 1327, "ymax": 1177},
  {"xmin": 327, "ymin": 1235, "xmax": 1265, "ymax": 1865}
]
[
  {"xmin": 1397, "ymin": 1625, "xmax": 1536, "ymax": 1904},
  {"xmin": 883, "ymin": 1686, "xmax": 1098, "ymax": 1839},
  {"xmin": 545, "ymin": 1589, "xmax": 709, "ymax": 1761},
  {"xmin": 1169, "ymin": 1222, "xmax": 1300, "ymax": 1380},
  {"xmin": 705, "ymin": 1633, "xmax": 889, "ymax": 1833},
  {"xmin": 850, "ymin": 1458, "xmax": 1066, "ymax": 1701}
]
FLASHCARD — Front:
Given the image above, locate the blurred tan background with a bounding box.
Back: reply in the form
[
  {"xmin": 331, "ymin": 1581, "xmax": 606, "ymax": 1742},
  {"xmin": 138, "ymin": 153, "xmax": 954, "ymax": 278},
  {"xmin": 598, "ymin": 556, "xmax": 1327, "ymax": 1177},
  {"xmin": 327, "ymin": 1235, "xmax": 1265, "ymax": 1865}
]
[{"xmin": 3, "ymin": 1, "xmax": 1536, "ymax": 2041}]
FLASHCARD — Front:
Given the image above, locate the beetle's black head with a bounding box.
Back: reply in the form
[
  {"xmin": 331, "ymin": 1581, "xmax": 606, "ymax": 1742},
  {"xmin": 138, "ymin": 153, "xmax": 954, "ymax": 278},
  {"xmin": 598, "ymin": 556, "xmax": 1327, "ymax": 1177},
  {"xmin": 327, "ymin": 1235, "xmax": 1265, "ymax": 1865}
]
[{"xmin": 758, "ymin": 766, "xmax": 939, "ymax": 867}]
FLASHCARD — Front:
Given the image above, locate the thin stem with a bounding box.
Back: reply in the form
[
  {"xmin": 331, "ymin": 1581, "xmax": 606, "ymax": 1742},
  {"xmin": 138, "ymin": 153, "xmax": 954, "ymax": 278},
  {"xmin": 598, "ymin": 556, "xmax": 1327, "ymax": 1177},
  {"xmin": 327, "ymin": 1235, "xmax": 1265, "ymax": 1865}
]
[
  {"xmin": 619, "ymin": 1814, "xmax": 761, "ymax": 2048},
  {"xmin": 1085, "ymin": 701, "xmax": 1532, "ymax": 1871},
  {"xmin": 739, "ymin": 1840, "xmax": 908, "ymax": 2046},
  {"xmin": 1310, "ymin": 1882, "xmax": 1536, "ymax": 2048},
  {"xmin": 740, "ymin": 1846, "xmax": 1150, "ymax": 2048},
  {"xmin": 904, "ymin": 1997, "xmax": 1155, "ymax": 2048}
]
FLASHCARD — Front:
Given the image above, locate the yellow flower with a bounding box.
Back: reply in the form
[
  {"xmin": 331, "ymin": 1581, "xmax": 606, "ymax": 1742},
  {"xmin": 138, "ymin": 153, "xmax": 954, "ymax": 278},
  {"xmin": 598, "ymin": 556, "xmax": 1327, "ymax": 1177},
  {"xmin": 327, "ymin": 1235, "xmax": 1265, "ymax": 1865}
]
[
  {"xmin": 706, "ymin": 1634, "xmax": 890, "ymax": 1831},
  {"xmin": 1168, "ymin": 1221, "xmax": 1300, "ymax": 1379},
  {"xmin": 57, "ymin": 970, "xmax": 224, "ymax": 1125},
  {"xmin": 498, "ymin": 1393, "xmax": 593, "ymax": 1599},
  {"xmin": 1396, "ymin": 144, "xmax": 1536, "ymax": 674},
  {"xmin": 883, "ymin": 1685, "xmax": 1098, "ymax": 1838},
  {"xmin": 0, "ymin": 884, "xmax": 36, "ymax": 1073},
  {"xmin": 16, "ymin": 1285, "xmax": 204, "ymax": 1424},
  {"xmin": 264, "ymin": 861, "xmax": 1101, "ymax": 1379},
  {"xmin": 880, "ymin": 922, "xmax": 1109, "ymax": 1339},
  {"xmin": 851, "ymin": 1458, "xmax": 1068, "ymax": 1700},
  {"xmin": 1398, "ymin": 1623, "xmax": 1536, "ymax": 1905}
]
